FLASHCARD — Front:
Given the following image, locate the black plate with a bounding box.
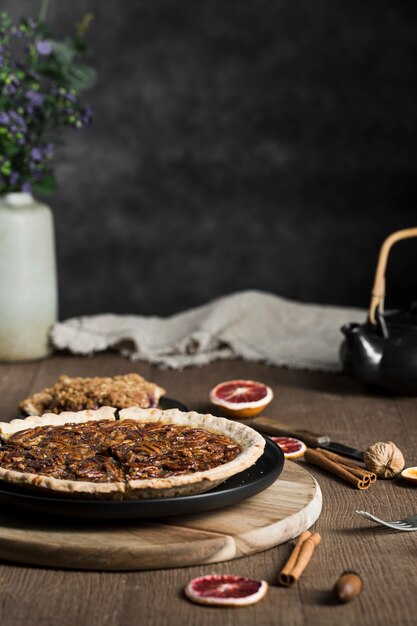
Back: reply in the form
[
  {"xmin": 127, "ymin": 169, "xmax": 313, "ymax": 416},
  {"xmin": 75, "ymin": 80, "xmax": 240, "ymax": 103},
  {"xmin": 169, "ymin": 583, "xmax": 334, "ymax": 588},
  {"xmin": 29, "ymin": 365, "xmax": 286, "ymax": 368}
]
[
  {"xmin": 0, "ymin": 439, "xmax": 284, "ymax": 520},
  {"xmin": 158, "ymin": 397, "xmax": 189, "ymax": 412}
]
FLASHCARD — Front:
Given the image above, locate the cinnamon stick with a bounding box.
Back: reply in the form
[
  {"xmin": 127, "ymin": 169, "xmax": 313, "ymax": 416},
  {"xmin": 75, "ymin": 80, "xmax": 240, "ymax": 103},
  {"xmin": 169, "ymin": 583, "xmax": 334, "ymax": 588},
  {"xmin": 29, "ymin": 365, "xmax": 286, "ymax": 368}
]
[
  {"xmin": 334, "ymin": 464, "xmax": 370, "ymax": 483},
  {"xmin": 317, "ymin": 448, "xmax": 377, "ymax": 482},
  {"xmin": 278, "ymin": 531, "xmax": 321, "ymax": 586},
  {"xmin": 304, "ymin": 448, "xmax": 369, "ymax": 489},
  {"xmin": 278, "ymin": 530, "xmax": 311, "ymax": 578}
]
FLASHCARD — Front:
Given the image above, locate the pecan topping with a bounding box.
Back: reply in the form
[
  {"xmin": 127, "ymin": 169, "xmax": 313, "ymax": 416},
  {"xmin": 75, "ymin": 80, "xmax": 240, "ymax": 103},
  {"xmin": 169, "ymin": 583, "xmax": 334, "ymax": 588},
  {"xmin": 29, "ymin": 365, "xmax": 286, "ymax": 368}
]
[{"xmin": 0, "ymin": 420, "xmax": 241, "ymax": 483}]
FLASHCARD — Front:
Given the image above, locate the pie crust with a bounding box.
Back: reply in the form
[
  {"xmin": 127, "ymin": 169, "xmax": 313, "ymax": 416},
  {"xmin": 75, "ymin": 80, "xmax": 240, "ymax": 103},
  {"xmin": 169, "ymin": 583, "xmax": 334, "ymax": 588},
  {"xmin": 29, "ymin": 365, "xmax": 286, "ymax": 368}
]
[
  {"xmin": 120, "ymin": 408, "xmax": 265, "ymax": 498},
  {"xmin": 0, "ymin": 407, "xmax": 265, "ymax": 500}
]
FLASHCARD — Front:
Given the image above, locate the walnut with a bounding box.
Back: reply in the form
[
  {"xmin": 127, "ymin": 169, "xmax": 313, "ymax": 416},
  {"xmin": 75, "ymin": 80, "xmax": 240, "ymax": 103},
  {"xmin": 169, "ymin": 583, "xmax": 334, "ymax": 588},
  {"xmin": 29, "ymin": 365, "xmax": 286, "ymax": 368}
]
[{"xmin": 364, "ymin": 441, "xmax": 404, "ymax": 479}]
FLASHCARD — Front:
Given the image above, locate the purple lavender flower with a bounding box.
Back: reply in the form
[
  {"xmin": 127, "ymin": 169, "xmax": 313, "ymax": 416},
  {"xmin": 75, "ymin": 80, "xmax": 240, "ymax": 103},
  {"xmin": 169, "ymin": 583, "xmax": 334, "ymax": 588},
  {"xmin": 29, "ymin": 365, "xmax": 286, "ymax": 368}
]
[
  {"xmin": 36, "ymin": 40, "xmax": 52, "ymax": 56},
  {"xmin": 9, "ymin": 172, "xmax": 20, "ymax": 185},
  {"xmin": 25, "ymin": 90, "xmax": 44, "ymax": 107},
  {"xmin": 30, "ymin": 160, "xmax": 40, "ymax": 173},
  {"xmin": 9, "ymin": 111, "xmax": 25, "ymax": 128},
  {"xmin": 4, "ymin": 75, "xmax": 19, "ymax": 96},
  {"xmin": 10, "ymin": 27, "xmax": 23, "ymax": 39},
  {"xmin": 79, "ymin": 105, "xmax": 93, "ymax": 128},
  {"xmin": 26, "ymin": 70, "xmax": 41, "ymax": 81},
  {"xmin": 29, "ymin": 159, "xmax": 43, "ymax": 180},
  {"xmin": 44, "ymin": 143, "xmax": 54, "ymax": 158},
  {"xmin": 30, "ymin": 147, "xmax": 43, "ymax": 162},
  {"xmin": 33, "ymin": 170, "xmax": 43, "ymax": 181},
  {"xmin": 0, "ymin": 16, "xmax": 94, "ymax": 197},
  {"xmin": 66, "ymin": 91, "xmax": 77, "ymax": 103},
  {"xmin": 5, "ymin": 83, "xmax": 17, "ymax": 96}
]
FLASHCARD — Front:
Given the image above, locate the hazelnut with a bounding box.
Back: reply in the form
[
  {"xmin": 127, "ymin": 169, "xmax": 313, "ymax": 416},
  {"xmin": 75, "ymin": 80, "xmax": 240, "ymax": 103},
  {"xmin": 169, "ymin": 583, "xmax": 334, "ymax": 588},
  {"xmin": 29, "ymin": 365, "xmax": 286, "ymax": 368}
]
[
  {"xmin": 364, "ymin": 441, "xmax": 404, "ymax": 479},
  {"xmin": 334, "ymin": 571, "xmax": 363, "ymax": 603}
]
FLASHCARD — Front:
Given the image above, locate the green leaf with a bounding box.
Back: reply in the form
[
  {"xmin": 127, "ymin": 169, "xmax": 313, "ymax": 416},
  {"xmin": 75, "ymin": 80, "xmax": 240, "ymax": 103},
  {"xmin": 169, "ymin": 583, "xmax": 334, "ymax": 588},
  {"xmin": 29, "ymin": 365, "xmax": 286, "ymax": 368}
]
[
  {"xmin": 71, "ymin": 34, "xmax": 88, "ymax": 55},
  {"xmin": 5, "ymin": 143, "xmax": 22, "ymax": 156},
  {"xmin": 35, "ymin": 59, "xmax": 66, "ymax": 83},
  {"xmin": 64, "ymin": 64, "xmax": 97, "ymax": 92},
  {"xmin": 1, "ymin": 162, "xmax": 11, "ymax": 175},
  {"xmin": 33, "ymin": 175, "xmax": 56, "ymax": 195},
  {"xmin": 34, "ymin": 21, "xmax": 49, "ymax": 38},
  {"xmin": 50, "ymin": 39, "xmax": 76, "ymax": 65}
]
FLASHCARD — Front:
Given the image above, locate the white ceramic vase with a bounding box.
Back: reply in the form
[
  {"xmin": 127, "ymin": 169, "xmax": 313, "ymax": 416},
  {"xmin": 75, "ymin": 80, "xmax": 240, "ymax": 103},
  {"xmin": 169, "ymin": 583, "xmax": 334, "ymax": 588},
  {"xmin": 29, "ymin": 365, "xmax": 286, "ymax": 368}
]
[{"xmin": 0, "ymin": 192, "xmax": 58, "ymax": 360}]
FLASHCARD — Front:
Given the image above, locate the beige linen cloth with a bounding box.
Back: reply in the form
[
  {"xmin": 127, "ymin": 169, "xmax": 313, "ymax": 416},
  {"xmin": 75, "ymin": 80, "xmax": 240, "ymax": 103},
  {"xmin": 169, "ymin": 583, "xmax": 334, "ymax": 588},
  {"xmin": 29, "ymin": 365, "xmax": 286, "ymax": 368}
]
[{"xmin": 51, "ymin": 290, "xmax": 365, "ymax": 371}]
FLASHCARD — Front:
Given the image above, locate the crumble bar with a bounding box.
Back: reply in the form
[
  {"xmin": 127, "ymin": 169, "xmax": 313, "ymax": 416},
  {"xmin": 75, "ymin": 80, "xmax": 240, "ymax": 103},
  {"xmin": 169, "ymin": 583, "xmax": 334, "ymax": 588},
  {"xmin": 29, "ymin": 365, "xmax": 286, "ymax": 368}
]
[{"xmin": 19, "ymin": 373, "xmax": 166, "ymax": 415}]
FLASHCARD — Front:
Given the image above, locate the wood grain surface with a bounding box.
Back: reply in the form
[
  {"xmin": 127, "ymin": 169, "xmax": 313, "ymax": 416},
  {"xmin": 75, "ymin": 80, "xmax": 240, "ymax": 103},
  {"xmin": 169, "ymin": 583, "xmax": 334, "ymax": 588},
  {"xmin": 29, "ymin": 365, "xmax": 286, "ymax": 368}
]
[
  {"xmin": 0, "ymin": 462, "xmax": 321, "ymax": 571},
  {"xmin": 0, "ymin": 354, "xmax": 416, "ymax": 626}
]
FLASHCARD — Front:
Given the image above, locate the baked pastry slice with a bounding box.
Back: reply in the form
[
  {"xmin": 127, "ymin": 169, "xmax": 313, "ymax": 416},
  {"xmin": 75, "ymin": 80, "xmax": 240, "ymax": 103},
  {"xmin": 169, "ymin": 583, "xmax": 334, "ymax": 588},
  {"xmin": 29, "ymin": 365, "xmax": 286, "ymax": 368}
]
[
  {"xmin": 0, "ymin": 407, "xmax": 265, "ymax": 500},
  {"xmin": 19, "ymin": 373, "xmax": 166, "ymax": 415},
  {"xmin": 118, "ymin": 408, "xmax": 266, "ymax": 499},
  {"xmin": 0, "ymin": 407, "xmax": 125, "ymax": 499}
]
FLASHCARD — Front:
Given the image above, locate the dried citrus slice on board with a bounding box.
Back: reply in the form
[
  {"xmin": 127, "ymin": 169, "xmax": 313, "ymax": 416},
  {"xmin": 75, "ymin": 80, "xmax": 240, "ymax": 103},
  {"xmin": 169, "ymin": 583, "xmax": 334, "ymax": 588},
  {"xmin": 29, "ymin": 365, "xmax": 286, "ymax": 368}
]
[
  {"xmin": 270, "ymin": 436, "xmax": 306, "ymax": 459},
  {"xmin": 209, "ymin": 380, "xmax": 273, "ymax": 417},
  {"xmin": 184, "ymin": 575, "xmax": 268, "ymax": 607},
  {"xmin": 401, "ymin": 467, "xmax": 417, "ymax": 484}
]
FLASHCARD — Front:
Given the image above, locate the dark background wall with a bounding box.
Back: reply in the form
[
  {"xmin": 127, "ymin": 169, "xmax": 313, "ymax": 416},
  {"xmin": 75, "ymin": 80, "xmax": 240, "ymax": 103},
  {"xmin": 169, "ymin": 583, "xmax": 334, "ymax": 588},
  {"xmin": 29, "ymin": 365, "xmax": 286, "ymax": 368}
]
[{"xmin": 4, "ymin": 0, "xmax": 417, "ymax": 318}]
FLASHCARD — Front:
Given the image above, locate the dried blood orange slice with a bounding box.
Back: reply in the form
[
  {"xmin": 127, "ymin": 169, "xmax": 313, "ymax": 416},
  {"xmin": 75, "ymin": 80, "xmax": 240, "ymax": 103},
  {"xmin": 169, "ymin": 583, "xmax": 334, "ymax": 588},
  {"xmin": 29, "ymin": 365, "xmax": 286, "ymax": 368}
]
[
  {"xmin": 184, "ymin": 574, "xmax": 268, "ymax": 607},
  {"xmin": 209, "ymin": 380, "xmax": 273, "ymax": 418},
  {"xmin": 401, "ymin": 467, "xmax": 417, "ymax": 484},
  {"xmin": 270, "ymin": 436, "xmax": 306, "ymax": 459}
]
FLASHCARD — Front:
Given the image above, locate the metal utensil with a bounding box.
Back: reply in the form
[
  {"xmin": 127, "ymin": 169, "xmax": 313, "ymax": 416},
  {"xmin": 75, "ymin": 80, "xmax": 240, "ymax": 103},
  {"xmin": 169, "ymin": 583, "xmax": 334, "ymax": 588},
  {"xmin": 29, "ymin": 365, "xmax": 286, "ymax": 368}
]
[
  {"xmin": 356, "ymin": 510, "xmax": 417, "ymax": 531},
  {"xmin": 245, "ymin": 416, "xmax": 364, "ymax": 461}
]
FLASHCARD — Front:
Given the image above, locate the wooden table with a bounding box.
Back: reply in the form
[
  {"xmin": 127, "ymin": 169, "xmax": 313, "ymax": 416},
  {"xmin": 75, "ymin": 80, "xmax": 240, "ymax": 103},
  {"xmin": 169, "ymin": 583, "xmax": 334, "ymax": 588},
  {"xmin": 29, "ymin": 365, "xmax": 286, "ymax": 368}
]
[{"xmin": 0, "ymin": 353, "xmax": 416, "ymax": 626}]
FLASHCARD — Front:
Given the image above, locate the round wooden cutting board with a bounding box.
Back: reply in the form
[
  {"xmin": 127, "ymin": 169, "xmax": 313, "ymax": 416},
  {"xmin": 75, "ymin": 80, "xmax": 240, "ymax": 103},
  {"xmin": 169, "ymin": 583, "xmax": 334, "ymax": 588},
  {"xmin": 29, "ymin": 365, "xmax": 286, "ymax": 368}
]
[{"xmin": 0, "ymin": 462, "xmax": 321, "ymax": 571}]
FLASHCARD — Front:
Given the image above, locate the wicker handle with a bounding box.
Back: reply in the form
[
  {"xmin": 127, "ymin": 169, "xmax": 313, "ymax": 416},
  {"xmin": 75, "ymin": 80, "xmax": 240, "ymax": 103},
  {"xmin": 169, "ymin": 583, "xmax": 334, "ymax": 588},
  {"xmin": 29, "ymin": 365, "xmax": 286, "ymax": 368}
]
[{"xmin": 369, "ymin": 227, "xmax": 417, "ymax": 324}]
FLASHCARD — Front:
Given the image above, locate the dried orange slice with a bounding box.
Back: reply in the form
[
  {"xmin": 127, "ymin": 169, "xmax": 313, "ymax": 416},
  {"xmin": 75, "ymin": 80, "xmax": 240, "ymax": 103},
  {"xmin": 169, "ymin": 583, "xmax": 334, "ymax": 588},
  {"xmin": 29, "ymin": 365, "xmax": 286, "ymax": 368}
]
[
  {"xmin": 184, "ymin": 574, "xmax": 268, "ymax": 607},
  {"xmin": 401, "ymin": 467, "xmax": 417, "ymax": 484},
  {"xmin": 209, "ymin": 380, "xmax": 273, "ymax": 418},
  {"xmin": 270, "ymin": 436, "xmax": 306, "ymax": 459}
]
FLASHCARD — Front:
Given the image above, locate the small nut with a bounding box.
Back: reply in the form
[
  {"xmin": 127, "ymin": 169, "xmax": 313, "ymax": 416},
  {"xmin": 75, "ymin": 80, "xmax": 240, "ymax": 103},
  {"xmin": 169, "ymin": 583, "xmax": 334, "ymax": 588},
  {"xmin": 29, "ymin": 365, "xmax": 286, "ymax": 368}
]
[
  {"xmin": 364, "ymin": 441, "xmax": 404, "ymax": 479},
  {"xmin": 334, "ymin": 571, "xmax": 363, "ymax": 603}
]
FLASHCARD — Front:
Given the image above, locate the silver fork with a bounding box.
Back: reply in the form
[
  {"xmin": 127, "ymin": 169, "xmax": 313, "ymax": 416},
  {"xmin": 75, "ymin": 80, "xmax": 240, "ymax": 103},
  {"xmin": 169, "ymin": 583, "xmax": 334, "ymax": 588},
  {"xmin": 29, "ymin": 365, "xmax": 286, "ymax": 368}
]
[{"xmin": 356, "ymin": 510, "xmax": 417, "ymax": 531}]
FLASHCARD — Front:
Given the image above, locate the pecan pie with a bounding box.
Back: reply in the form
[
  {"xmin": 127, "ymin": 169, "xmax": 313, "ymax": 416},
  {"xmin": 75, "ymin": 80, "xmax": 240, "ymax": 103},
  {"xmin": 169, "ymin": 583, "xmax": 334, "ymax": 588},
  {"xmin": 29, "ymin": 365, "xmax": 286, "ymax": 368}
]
[
  {"xmin": 18, "ymin": 373, "xmax": 166, "ymax": 415},
  {"xmin": 0, "ymin": 408, "xmax": 265, "ymax": 499}
]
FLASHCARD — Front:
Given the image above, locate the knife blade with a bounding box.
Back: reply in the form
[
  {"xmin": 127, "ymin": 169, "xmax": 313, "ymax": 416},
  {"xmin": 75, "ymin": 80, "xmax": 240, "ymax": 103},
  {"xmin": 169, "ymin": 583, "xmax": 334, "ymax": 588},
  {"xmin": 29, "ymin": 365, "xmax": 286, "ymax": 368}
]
[{"xmin": 245, "ymin": 415, "xmax": 364, "ymax": 461}]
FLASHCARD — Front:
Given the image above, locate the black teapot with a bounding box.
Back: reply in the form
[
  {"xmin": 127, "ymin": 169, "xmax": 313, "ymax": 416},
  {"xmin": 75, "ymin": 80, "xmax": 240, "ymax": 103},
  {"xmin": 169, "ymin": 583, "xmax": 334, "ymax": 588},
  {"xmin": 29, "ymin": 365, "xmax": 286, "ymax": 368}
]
[{"xmin": 340, "ymin": 228, "xmax": 417, "ymax": 394}]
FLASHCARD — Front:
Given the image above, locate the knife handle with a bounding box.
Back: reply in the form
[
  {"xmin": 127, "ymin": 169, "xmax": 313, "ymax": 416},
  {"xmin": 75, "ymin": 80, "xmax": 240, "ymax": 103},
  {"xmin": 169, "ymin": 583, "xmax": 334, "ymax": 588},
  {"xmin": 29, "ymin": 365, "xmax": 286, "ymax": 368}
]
[{"xmin": 246, "ymin": 416, "xmax": 330, "ymax": 448}]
